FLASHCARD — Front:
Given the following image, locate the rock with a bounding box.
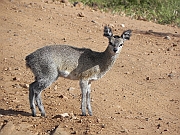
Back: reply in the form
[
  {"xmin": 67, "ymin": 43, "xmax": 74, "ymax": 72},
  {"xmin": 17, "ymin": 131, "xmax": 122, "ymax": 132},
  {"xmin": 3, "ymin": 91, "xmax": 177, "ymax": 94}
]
[
  {"xmin": 157, "ymin": 124, "xmax": 161, "ymax": 129},
  {"xmin": 13, "ymin": 33, "xmax": 18, "ymax": 36},
  {"xmin": 59, "ymin": 95, "xmax": 68, "ymax": 100},
  {"xmin": 77, "ymin": 12, "xmax": 85, "ymax": 17},
  {"xmin": 91, "ymin": 20, "xmax": 96, "ymax": 23},
  {"xmin": 60, "ymin": 113, "xmax": 69, "ymax": 118},
  {"xmin": 0, "ymin": 121, "xmax": 15, "ymax": 135},
  {"xmin": 146, "ymin": 76, "xmax": 150, "ymax": 80},
  {"xmin": 54, "ymin": 85, "xmax": 58, "ymax": 90},
  {"xmin": 71, "ymin": 131, "xmax": 77, "ymax": 134},
  {"xmin": 14, "ymin": 67, "xmax": 20, "ymax": 70},
  {"xmin": 168, "ymin": 71, "xmax": 176, "ymax": 78},
  {"xmin": 69, "ymin": 113, "xmax": 78, "ymax": 120},
  {"xmin": 167, "ymin": 47, "xmax": 174, "ymax": 51},
  {"xmin": 4, "ymin": 67, "xmax": 12, "ymax": 71},
  {"xmin": 53, "ymin": 125, "xmax": 69, "ymax": 135},
  {"xmin": 68, "ymin": 87, "xmax": 75, "ymax": 91},
  {"xmin": 12, "ymin": 84, "xmax": 21, "ymax": 88},
  {"xmin": 19, "ymin": 83, "xmax": 29, "ymax": 88},
  {"xmin": 172, "ymin": 43, "xmax": 177, "ymax": 47},
  {"xmin": 73, "ymin": 2, "xmax": 84, "ymax": 8},
  {"xmin": 124, "ymin": 71, "xmax": 130, "ymax": 74},
  {"xmin": 60, "ymin": 0, "xmax": 69, "ymax": 4},
  {"xmin": 120, "ymin": 126, "xmax": 129, "ymax": 133},
  {"xmin": 109, "ymin": 24, "xmax": 114, "ymax": 28},
  {"xmin": 164, "ymin": 36, "xmax": 171, "ymax": 40},
  {"xmin": 101, "ymin": 124, "xmax": 105, "ymax": 128},
  {"xmin": 121, "ymin": 24, "xmax": 125, "ymax": 27},
  {"xmin": 97, "ymin": 118, "xmax": 101, "ymax": 123}
]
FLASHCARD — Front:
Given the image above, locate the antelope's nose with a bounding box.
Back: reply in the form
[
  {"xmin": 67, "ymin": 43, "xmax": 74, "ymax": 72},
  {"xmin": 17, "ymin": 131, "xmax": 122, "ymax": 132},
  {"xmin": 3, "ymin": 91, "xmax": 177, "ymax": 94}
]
[{"xmin": 113, "ymin": 48, "xmax": 118, "ymax": 53}]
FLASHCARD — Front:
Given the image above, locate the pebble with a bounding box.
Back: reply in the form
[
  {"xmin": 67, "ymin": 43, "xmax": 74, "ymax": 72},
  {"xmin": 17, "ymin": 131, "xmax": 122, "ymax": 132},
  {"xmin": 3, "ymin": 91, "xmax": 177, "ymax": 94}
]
[
  {"xmin": 167, "ymin": 47, "xmax": 174, "ymax": 51},
  {"xmin": 14, "ymin": 33, "xmax": 18, "ymax": 36},
  {"xmin": 54, "ymin": 85, "xmax": 58, "ymax": 90},
  {"xmin": 164, "ymin": 36, "xmax": 171, "ymax": 40},
  {"xmin": 146, "ymin": 76, "xmax": 150, "ymax": 80},
  {"xmin": 53, "ymin": 125, "xmax": 69, "ymax": 135},
  {"xmin": 73, "ymin": 2, "xmax": 84, "ymax": 8},
  {"xmin": 60, "ymin": 113, "xmax": 69, "ymax": 118},
  {"xmin": 60, "ymin": 0, "xmax": 69, "ymax": 4},
  {"xmin": 168, "ymin": 71, "xmax": 176, "ymax": 78},
  {"xmin": 68, "ymin": 87, "xmax": 75, "ymax": 91},
  {"xmin": 19, "ymin": 83, "xmax": 29, "ymax": 88},
  {"xmin": 69, "ymin": 113, "xmax": 78, "ymax": 120},
  {"xmin": 71, "ymin": 131, "xmax": 77, "ymax": 134},
  {"xmin": 12, "ymin": 77, "xmax": 20, "ymax": 81},
  {"xmin": 101, "ymin": 124, "xmax": 105, "ymax": 128},
  {"xmin": 77, "ymin": 12, "xmax": 85, "ymax": 17},
  {"xmin": 4, "ymin": 67, "xmax": 11, "ymax": 71},
  {"xmin": 97, "ymin": 118, "xmax": 101, "ymax": 123},
  {"xmin": 109, "ymin": 24, "xmax": 114, "ymax": 28},
  {"xmin": 12, "ymin": 84, "xmax": 21, "ymax": 88},
  {"xmin": 59, "ymin": 95, "xmax": 68, "ymax": 99},
  {"xmin": 121, "ymin": 24, "xmax": 125, "ymax": 27}
]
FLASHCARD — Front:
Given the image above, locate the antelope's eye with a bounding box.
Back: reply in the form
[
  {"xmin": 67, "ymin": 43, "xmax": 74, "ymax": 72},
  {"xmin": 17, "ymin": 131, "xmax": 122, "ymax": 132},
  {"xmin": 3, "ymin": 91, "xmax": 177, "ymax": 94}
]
[
  {"xmin": 109, "ymin": 42, "xmax": 113, "ymax": 46},
  {"xmin": 119, "ymin": 44, "xmax": 123, "ymax": 47}
]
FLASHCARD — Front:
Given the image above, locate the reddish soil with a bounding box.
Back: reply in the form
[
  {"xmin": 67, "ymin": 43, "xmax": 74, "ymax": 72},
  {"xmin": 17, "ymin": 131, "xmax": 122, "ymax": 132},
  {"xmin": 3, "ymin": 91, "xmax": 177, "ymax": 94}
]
[{"xmin": 0, "ymin": 0, "xmax": 180, "ymax": 135}]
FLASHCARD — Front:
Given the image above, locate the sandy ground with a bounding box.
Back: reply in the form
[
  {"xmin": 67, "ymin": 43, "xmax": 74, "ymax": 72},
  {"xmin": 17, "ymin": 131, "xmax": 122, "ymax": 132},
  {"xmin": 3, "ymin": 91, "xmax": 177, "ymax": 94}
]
[{"xmin": 0, "ymin": 0, "xmax": 180, "ymax": 134}]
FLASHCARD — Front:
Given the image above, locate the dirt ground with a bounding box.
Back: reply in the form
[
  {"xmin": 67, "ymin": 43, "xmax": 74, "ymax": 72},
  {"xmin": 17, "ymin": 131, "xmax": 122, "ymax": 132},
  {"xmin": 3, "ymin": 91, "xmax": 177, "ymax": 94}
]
[{"xmin": 0, "ymin": 0, "xmax": 180, "ymax": 134}]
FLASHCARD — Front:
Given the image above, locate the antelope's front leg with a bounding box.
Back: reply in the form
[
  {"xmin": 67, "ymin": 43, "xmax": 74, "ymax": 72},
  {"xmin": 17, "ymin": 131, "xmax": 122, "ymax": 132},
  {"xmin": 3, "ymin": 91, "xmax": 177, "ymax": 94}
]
[
  {"xmin": 79, "ymin": 80, "xmax": 89, "ymax": 116},
  {"xmin": 87, "ymin": 82, "xmax": 92, "ymax": 116}
]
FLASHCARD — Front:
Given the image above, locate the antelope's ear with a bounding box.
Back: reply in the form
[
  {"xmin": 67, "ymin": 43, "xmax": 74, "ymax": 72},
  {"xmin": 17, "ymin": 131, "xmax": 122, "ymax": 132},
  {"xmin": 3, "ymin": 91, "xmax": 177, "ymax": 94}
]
[
  {"xmin": 121, "ymin": 30, "xmax": 132, "ymax": 40},
  {"xmin": 103, "ymin": 26, "xmax": 113, "ymax": 38}
]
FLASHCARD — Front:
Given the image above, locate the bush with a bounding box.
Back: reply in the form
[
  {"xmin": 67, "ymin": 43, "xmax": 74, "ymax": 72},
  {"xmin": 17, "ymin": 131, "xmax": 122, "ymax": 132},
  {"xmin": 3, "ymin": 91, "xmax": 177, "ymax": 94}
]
[{"xmin": 70, "ymin": 0, "xmax": 180, "ymax": 26}]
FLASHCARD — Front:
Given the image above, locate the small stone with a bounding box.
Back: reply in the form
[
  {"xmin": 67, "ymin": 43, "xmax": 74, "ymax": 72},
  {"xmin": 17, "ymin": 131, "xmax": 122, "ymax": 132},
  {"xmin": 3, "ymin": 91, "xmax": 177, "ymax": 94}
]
[
  {"xmin": 109, "ymin": 24, "xmax": 114, "ymax": 28},
  {"xmin": 19, "ymin": 83, "xmax": 29, "ymax": 88},
  {"xmin": 73, "ymin": 2, "xmax": 84, "ymax": 8},
  {"xmin": 38, "ymin": 18, "xmax": 43, "ymax": 21},
  {"xmin": 91, "ymin": 20, "xmax": 96, "ymax": 23},
  {"xmin": 54, "ymin": 85, "xmax": 58, "ymax": 90},
  {"xmin": 60, "ymin": 113, "xmax": 69, "ymax": 118},
  {"xmin": 125, "ymin": 72, "xmax": 130, "ymax": 74},
  {"xmin": 71, "ymin": 131, "xmax": 77, "ymax": 134},
  {"xmin": 53, "ymin": 125, "xmax": 69, "ymax": 135},
  {"xmin": 69, "ymin": 113, "xmax": 77, "ymax": 120},
  {"xmin": 12, "ymin": 84, "xmax": 20, "ymax": 88},
  {"xmin": 157, "ymin": 124, "xmax": 161, "ymax": 129},
  {"xmin": 60, "ymin": 0, "xmax": 69, "ymax": 4},
  {"xmin": 97, "ymin": 118, "xmax": 101, "ymax": 123},
  {"xmin": 0, "ymin": 121, "xmax": 15, "ymax": 135},
  {"xmin": 4, "ymin": 67, "xmax": 12, "ymax": 71},
  {"xmin": 77, "ymin": 119, "xmax": 83, "ymax": 123},
  {"xmin": 12, "ymin": 77, "xmax": 20, "ymax": 81},
  {"xmin": 101, "ymin": 124, "xmax": 105, "ymax": 128},
  {"xmin": 78, "ymin": 12, "xmax": 85, "ymax": 17},
  {"xmin": 14, "ymin": 33, "xmax": 18, "ymax": 36},
  {"xmin": 172, "ymin": 43, "xmax": 177, "ymax": 47},
  {"xmin": 14, "ymin": 67, "xmax": 20, "ymax": 70},
  {"xmin": 121, "ymin": 24, "xmax": 125, "ymax": 27},
  {"xmin": 146, "ymin": 76, "xmax": 150, "ymax": 80},
  {"xmin": 168, "ymin": 71, "xmax": 176, "ymax": 78},
  {"xmin": 68, "ymin": 87, "xmax": 75, "ymax": 91},
  {"xmin": 59, "ymin": 95, "xmax": 68, "ymax": 99},
  {"xmin": 145, "ymin": 118, "xmax": 149, "ymax": 121},
  {"xmin": 27, "ymin": 5, "xmax": 32, "ymax": 8},
  {"xmin": 167, "ymin": 47, "xmax": 174, "ymax": 51},
  {"xmin": 164, "ymin": 36, "xmax": 171, "ymax": 40}
]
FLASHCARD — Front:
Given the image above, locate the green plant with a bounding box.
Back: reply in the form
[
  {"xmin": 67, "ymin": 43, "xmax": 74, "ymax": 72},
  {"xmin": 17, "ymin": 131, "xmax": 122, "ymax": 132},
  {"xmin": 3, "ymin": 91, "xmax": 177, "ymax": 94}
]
[{"xmin": 70, "ymin": 0, "xmax": 180, "ymax": 26}]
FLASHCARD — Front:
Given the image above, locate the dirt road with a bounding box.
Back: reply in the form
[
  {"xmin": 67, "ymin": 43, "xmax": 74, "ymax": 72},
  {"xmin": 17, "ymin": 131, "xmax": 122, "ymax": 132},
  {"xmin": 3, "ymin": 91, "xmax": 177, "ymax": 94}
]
[{"xmin": 0, "ymin": 0, "xmax": 179, "ymax": 134}]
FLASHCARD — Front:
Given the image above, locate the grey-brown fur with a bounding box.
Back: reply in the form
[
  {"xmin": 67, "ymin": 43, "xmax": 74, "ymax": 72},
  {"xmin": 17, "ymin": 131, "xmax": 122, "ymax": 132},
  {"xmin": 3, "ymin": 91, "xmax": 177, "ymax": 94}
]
[{"xmin": 25, "ymin": 26, "xmax": 131, "ymax": 117}]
